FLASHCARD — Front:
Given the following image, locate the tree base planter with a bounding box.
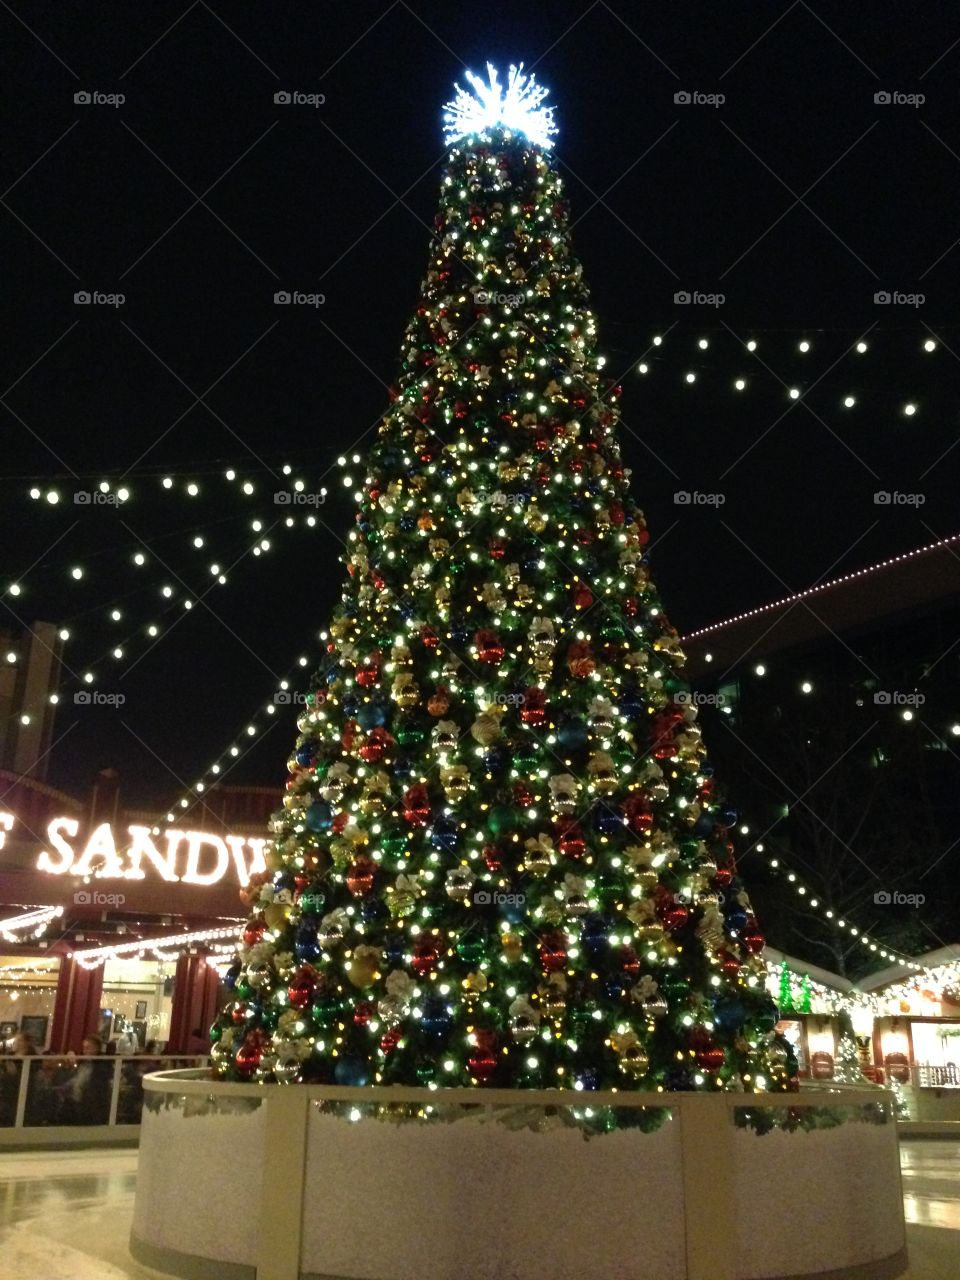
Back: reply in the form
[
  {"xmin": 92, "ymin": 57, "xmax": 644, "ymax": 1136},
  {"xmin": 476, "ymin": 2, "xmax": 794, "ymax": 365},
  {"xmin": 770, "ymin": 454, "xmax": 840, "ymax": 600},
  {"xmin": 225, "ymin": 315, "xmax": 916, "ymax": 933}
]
[{"xmin": 132, "ymin": 1072, "xmax": 907, "ymax": 1280}]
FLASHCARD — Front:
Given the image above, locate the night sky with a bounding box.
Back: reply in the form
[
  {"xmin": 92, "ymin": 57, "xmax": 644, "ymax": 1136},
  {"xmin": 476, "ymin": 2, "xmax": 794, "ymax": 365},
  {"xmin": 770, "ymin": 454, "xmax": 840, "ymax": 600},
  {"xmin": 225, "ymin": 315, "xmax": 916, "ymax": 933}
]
[{"xmin": 2, "ymin": 1, "xmax": 958, "ymax": 806}]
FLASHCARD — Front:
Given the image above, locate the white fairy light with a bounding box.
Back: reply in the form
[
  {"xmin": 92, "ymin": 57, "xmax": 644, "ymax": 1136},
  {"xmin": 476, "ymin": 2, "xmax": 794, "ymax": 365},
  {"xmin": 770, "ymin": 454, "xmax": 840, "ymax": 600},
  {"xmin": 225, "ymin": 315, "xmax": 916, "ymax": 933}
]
[{"xmin": 443, "ymin": 63, "xmax": 557, "ymax": 148}]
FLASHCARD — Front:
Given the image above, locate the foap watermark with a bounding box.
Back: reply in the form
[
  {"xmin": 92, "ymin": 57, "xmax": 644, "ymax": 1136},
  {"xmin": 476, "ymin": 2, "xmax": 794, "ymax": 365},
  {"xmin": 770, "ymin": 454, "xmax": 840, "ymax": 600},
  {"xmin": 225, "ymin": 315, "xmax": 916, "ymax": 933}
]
[
  {"xmin": 74, "ymin": 490, "xmax": 126, "ymax": 506},
  {"xmin": 874, "ymin": 490, "xmax": 925, "ymax": 507},
  {"xmin": 674, "ymin": 290, "xmax": 725, "ymax": 308},
  {"xmin": 74, "ymin": 691, "xmax": 125, "ymax": 707},
  {"xmin": 674, "ymin": 888, "xmax": 726, "ymax": 906},
  {"xmin": 74, "ymin": 889, "xmax": 126, "ymax": 906},
  {"xmin": 274, "ymin": 90, "xmax": 325, "ymax": 107},
  {"xmin": 674, "ymin": 690, "xmax": 727, "ymax": 707},
  {"xmin": 874, "ymin": 290, "xmax": 924, "ymax": 308},
  {"xmin": 493, "ymin": 692, "xmax": 526, "ymax": 706},
  {"xmin": 274, "ymin": 690, "xmax": 309, "ymax": 706},
  {"xmin": 473, "ymin": 289, "xmax": 524, "ymax": 306},
  {"xmin": 475, "ymin": 489, "xmax": 530, "ymax": 510},
  {"xmin": 874, "ymin": 890, "xmax": 925, "ymax": 906},
  {"xmin": 74, "ymin": 290, "xmax": 125, "ymax": 308},
  {"xmin": 674, "ymin": 90, "xmax": 725, "ymax": 108},
  {"xmin": 674, "ymin": 490, "xmax": 726, "ymax": 507},
  {"xmin": 873, "ymin": 691, "xmax": 925, "ymax": 707},
  {"xmin": 274, "ymin": 490, "xmax": 327, "ymax": 506},
  {"xmin": 473, "ymin": 888, "xmax": 525, "ymax": 908},
  {"xmin": 274, "ymin": 290, "xmax": 325, "ymax": 308},
  {"xmin": 74, "ymin": 89, "xmax": 125, "ymax": 107},
  {"xmin": 874, "ymin": 90, "xmax": 924, "ymax": 107}
]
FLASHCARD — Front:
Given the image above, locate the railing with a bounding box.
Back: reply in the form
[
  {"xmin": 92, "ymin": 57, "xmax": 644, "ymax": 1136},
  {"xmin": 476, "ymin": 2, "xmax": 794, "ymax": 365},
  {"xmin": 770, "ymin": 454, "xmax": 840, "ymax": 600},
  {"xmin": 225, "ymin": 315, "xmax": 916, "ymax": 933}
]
[
  {"xmin": 0, "ymin": 1054, "xmax": 208, "ymax": 1140},
  {"xmin": 915, "ymin": 1061, "xmax": 960, "ymax": 1089}
]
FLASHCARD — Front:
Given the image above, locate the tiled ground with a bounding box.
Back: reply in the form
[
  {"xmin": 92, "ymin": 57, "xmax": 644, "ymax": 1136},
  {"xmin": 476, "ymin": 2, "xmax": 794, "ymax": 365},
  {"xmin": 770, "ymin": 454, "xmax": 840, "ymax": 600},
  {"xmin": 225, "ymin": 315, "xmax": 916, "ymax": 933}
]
[{"xmin": 0, "ymin": 1141, "xmax": 957, "ymax": 1278}]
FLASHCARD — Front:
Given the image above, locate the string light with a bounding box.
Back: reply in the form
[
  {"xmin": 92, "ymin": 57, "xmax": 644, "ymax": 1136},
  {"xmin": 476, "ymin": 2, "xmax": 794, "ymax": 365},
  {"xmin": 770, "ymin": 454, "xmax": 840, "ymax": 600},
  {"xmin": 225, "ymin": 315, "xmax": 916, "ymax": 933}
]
[
  {"xmin": 761, "ymin": 853, "xmax": 922, "ymax": 970},
  {"xmin": 72, "ymin": 924, "xmax": 241, "ymax": 970},
  {"xmin": 161, "ymin": 651, "xmax": 319, "ymax": 821},
  {"xmin": 0, "ymin": 906, "xmax": 63, "ymax": 942},
  {"xmin": 681, "ymin": 532, "xmax": 960, "ymax": 641}
]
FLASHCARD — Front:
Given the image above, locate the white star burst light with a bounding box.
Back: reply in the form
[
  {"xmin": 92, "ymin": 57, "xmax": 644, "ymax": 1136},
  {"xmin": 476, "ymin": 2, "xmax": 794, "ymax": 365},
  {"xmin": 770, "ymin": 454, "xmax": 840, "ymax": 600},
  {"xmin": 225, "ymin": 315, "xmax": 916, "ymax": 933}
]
[{"xmin": 442, "ymin": 63, "xmax": 557, "ymax": 148}]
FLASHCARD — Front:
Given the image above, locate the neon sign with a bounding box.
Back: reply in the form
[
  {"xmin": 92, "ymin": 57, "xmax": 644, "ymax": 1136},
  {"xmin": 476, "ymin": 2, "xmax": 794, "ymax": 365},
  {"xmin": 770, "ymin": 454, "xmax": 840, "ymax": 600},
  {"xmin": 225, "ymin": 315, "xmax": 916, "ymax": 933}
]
[{"xmin": 0, "ymin": 812, "xmax": 266, "ymax": 887}]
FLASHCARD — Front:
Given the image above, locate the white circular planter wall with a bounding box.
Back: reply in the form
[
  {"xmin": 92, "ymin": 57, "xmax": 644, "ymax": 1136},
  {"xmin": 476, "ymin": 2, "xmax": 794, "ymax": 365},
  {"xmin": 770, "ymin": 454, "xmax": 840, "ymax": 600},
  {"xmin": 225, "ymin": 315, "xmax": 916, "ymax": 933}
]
[{"xmin": 132, "ymin": 1072, "xmax": 907, "ymax": 1280}]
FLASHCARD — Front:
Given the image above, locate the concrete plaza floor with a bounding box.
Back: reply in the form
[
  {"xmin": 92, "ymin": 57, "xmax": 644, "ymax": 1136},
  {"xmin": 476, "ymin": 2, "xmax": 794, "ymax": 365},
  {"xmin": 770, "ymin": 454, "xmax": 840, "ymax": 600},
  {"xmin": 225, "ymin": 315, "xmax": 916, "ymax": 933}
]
[{"xmin": 0, "ymin": 1141, "xmax": 957, "ymax": 1278}]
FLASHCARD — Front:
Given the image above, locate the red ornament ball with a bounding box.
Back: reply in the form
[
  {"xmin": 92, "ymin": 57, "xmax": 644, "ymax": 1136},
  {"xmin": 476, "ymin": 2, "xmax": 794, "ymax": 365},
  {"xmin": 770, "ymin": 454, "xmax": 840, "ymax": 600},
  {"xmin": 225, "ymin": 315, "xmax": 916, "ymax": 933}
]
[
  {"xmin": 346, "ymin": 857, "xmax": 376, "ymax": 897},
  {"xmin": 467, "ymin": 1048, "xmax": 498, "ymax": 1082},
  {"xmin": 558, "ymin": 829, "xmax": 586, "ymax": 859},
  {"xmin": 234, "ymin": 1036, "xmax": 265, "ymax": 1077},
  {"xmin": 742, "ymin": 921, "xmax": 766, "ymax": 954},
  {"xmin": 695, "ymin": 1044, "xmax": 726, "ymax": 1072},
  {"xmin": 242, "ymin": 917, "xmax": 265, "ymax": 947},
  {"xmin": 403, "ymin": 784, "xmax": 431, "ymax": 826},
  {"xmin": 475, "ymin": 630, "xmax": 505, "ymax": 664},
  {"xmin": 539, "ymin": 932, "xmax": 567, "ymax": 972},
  {"xmin": 411, "ymin": 938, "xmax": 440, "ymax": 977},
  {"xmin": 288, "ymin": 966, "xmax": 317, "ymax": 1010}
]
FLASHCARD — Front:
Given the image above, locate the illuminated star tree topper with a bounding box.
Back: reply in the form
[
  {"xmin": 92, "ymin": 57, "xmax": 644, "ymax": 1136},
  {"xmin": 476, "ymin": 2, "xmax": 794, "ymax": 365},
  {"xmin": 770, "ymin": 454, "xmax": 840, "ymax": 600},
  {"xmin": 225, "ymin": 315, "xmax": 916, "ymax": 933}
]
[{"xmin": 442, "ymin": 62, "xmax": 558, "ymax": 149}]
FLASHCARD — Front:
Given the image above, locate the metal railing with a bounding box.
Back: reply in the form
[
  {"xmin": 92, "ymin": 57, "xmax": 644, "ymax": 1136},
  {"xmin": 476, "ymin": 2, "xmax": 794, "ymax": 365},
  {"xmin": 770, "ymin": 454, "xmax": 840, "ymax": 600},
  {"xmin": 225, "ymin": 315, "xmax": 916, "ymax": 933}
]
[
  {"xmin": 915, "ymin": 1061, "xmax": 960, "ymax": 1089},
  {"xmin": 0, "ymin": 1054, "xmax": 208, "ymax": 1138}
]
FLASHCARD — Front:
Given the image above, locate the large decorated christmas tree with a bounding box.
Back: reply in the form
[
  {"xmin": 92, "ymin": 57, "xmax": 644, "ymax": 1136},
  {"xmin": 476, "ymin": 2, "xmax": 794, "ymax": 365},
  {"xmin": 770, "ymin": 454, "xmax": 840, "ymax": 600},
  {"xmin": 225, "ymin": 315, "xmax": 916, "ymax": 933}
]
[{"xmin": 212, "ymin": 66, "xmax": 790, "ymax": 1096}]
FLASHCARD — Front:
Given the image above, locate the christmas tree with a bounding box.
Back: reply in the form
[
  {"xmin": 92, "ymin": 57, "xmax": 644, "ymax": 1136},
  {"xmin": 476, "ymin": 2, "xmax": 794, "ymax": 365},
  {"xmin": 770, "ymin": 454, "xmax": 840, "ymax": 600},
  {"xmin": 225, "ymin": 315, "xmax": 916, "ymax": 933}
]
[{"xmin": 212, "ymin": 65, "xmax": 788, "ymax": 1096}]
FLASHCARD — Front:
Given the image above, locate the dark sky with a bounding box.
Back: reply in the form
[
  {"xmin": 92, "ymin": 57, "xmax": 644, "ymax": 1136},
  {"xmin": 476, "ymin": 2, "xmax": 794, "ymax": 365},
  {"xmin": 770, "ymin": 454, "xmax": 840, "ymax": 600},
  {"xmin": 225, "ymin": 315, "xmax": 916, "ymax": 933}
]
[{"xmin": 2, "ymin": 1, "xmax": 958, "ymax": 805}]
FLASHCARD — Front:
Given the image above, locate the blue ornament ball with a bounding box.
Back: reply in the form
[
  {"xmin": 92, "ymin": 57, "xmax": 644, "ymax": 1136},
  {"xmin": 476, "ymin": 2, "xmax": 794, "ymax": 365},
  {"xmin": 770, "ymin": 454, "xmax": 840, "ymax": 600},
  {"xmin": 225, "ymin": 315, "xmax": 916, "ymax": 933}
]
[
  {"xmin": 360, "ymin": 896, "xmax": 388, "ymax": 925},
  {"xmin": 581, "ymin": 913, "xmax": 609, "ymax": 952},
  {"xmin": 713, "ymin": 997, "xmax": 747, "ymax": 1032},
  {"xmin": 430, "ymin": 817, "xmax": 459, "ymax": 852},
  {"xmin": 305, "ymin": 801, "xmax": 333, "ymax": 832},
  {"xmin": 691, "ymin": 813, "xmax": 714, "ymax": 838},
  {"xmin": 334, "ymin": 1056, "xmax": 370, "ymax": 1087},
  {"xmin": 557, "ymin": 718, "xmax": 588, "ymax": 751},
  {"xmin": 294, "ymin": 923, "xmax": 321, "ymax": 963},
  {"xmin": 725, "ymin": 906, "xmax": 748, "ymax": 933},
  {"xmin": 357, "ymin": 703, "xmax": 387, "ymax": 730},
  {"xmin": 420, "ymin": 998, "xmax": 453, "ymax": 1040},
  {"xmin": 594, "ymin": 806, "xmax": 623, "ymax": 835}
]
